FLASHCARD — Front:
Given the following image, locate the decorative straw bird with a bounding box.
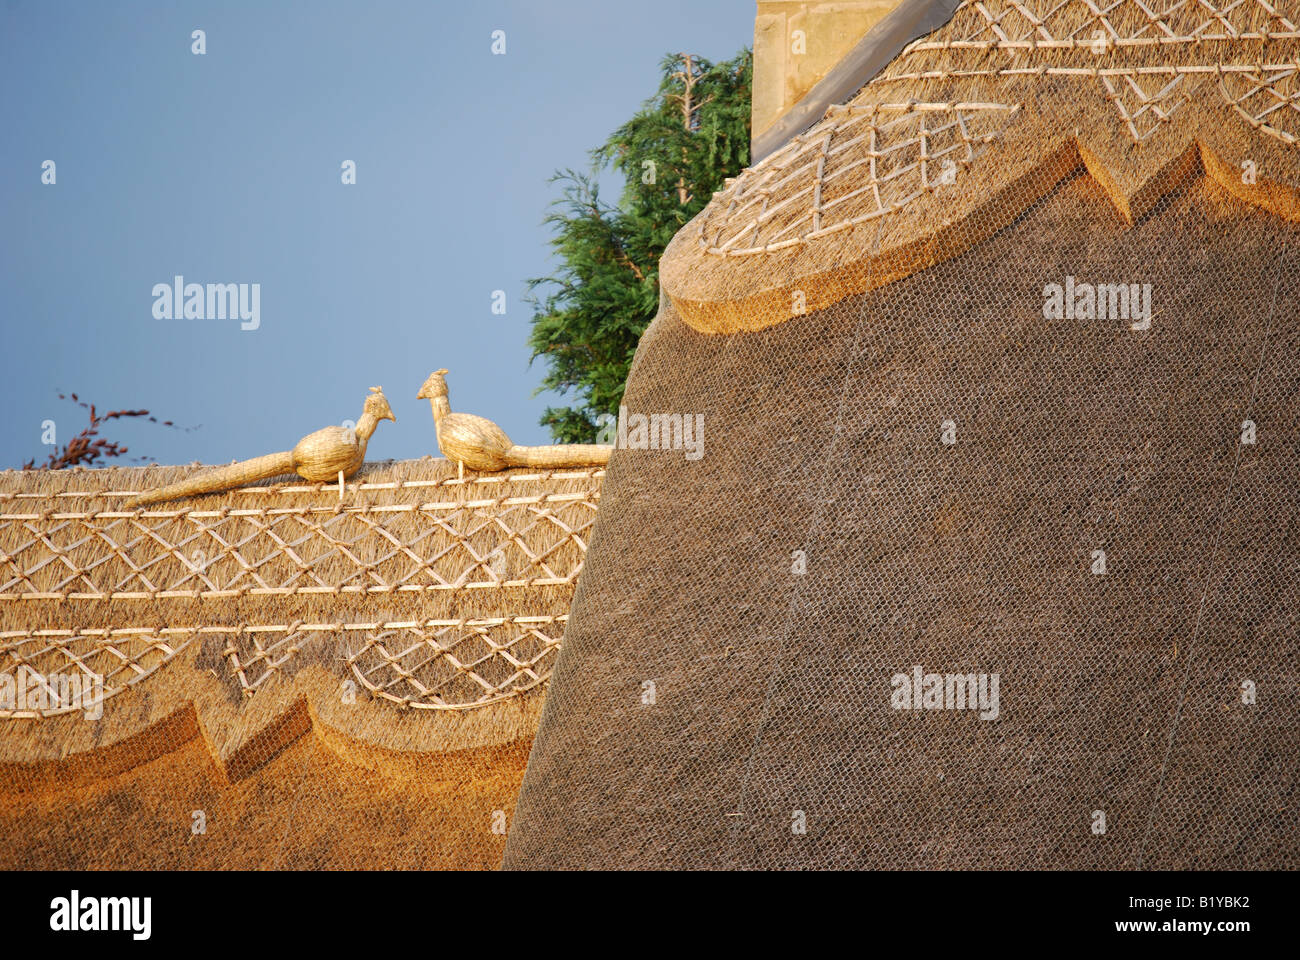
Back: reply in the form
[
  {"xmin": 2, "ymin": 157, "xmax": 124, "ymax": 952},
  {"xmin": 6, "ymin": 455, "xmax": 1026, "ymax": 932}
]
[
  {"xmin": 124, "ymin": 387, "xmax": 395, "ymax": 508},
  {"xmin": 417, "ymin": 369, "xmax": 612, "ymax": 477}
]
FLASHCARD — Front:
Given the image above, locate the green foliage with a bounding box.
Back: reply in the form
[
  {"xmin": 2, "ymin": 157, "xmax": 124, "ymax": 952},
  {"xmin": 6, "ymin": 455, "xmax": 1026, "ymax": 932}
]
[{"xmin": 528, "ymin": 50, "xmax": 752, "ymax": 442}]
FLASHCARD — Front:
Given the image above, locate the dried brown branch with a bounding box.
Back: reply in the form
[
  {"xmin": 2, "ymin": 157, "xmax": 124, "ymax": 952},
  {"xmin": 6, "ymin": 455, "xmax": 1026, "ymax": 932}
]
[{"xmin": 22, "ymin": 393, "xmax": 196, "ymax": 470}]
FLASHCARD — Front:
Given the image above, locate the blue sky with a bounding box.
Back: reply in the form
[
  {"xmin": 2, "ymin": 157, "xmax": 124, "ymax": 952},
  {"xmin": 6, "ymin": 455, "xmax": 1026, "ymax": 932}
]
[{"xmin": 0, "ymin": 0, "xmax": 753, "ymax": 468}]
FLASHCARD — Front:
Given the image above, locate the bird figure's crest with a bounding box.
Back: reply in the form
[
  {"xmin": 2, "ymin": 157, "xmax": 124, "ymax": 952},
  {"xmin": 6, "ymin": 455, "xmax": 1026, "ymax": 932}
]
[
  {"xmin": 364, "ymin": 386, "xmax": 396, "ymax": 423},
  {"xmin": 417, "ymin": 369, "xmax": 450, "ymax": 400}
]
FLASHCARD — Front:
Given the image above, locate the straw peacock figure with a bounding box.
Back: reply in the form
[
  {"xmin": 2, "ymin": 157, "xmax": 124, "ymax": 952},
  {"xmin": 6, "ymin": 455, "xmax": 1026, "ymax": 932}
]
[
  {"xmin": 417, "ymin": 369, "xmax": 611, "ymax": 476},
  {"xmin": 124, "ymin": 387, "xmax": 395, "ymax": 508}
]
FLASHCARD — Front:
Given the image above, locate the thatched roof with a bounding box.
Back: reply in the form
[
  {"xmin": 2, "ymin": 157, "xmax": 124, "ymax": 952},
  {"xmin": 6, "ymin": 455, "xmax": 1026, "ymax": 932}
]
[
  {"xmin": 503, "ymin": 1, "xmax": 1300, "ymax": 870},
  {"xmin": 0, "ymin": 459, "xmax": 601, "ymax": 868},
  {"xmin": 662, "ymin": 0, "xmax": 1300, "ymax": 332}
]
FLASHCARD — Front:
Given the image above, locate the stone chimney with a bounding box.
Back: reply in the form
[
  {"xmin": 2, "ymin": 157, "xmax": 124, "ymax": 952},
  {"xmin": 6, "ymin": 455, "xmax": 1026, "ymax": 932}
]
[{"xmin": 751, "ymin": 1, "xmax": 902, "ymax": 143}]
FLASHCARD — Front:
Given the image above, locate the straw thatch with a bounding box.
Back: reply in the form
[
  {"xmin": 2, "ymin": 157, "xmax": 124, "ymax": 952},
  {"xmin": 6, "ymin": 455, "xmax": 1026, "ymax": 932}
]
[
  {"xmin": 0, "ymin": 458, "xmax": 601, "ymax": 869},
  {"xmin": 0, "ymin": 712, "xmax": 533, "ymax": 870}
]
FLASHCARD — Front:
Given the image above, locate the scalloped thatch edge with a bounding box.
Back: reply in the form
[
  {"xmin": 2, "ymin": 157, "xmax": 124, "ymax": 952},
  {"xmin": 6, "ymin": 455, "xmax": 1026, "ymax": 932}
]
[
  {"xmin": 661, "ymin": 48, "xmax": 1300, "ymax": 334},
  {"xmin": 0, "ymin": 645, "xmax": 546, "ymax": 794}
]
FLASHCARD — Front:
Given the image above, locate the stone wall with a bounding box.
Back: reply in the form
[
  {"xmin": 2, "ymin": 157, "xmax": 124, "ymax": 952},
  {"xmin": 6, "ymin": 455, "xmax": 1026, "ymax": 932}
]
[{"xmin": 752, "ymin": 1, "xmax": 900, "ymax": 141}]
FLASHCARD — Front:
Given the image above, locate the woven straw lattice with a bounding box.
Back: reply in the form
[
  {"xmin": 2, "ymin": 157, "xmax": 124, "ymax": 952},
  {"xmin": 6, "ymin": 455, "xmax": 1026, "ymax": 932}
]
[
  {"xmin": 0, "ymin": 630, "xmax": 187, "ymax": 718},
  {"xmin": 0, "ymin": 492, "xmax": 598, "ymax": 601},
  {"xmin": 701, "ymin": 102, "xmax": 1021, "ymax": 255}
]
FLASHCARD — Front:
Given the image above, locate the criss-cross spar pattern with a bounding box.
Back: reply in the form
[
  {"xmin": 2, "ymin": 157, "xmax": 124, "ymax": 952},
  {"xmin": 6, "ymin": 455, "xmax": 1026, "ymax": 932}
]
[
  {"xmin": 0, "ymin": 469, "xmax": 598, "ymax": 717},
  {"xmin": 897, "ymin": 1, "xmax": 1300, "ymax": 145},
  {"xmin": 216, "ymin": 616, "xmax": 565, "ymax": 708},
  {"xmin": 1100, "ymin": 73, "xmax": 1191, "ymax": 141},
  {"xmin": 0, "ymin": 492, "xmax": 598, "ymax": 601},
  {"xmin": 0, "ymin": 629, "xmax": 188, "ymax": 718},
  {"xmin": 933, "ymin": 0, "xmax": 1298, "ymax": 47},
  {"xmin": 690, "ymin": 1, "xmax": 1300, "ymax": 270},
  {"xmin": 700, "ymin": 102, "xmax": 1021, "ymax": 255},
  {"xmin": 1220, "ymin": 65, "xmax": 1300, "ymax": 144},
  {"xmin": 0, "ymin": 617, "xmax": 565, "ymax": 714},
  {"xmin": 343, "ymin": 617, "xmax": 564, "ymax": 709}
]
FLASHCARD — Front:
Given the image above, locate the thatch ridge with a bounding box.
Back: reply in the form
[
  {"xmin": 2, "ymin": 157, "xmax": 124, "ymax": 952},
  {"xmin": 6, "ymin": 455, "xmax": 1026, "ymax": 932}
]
[
  {"xmin": 660, "ymin": 0, "xmax": 1300, "ymax": 332},
  {"xmin": 1, "ymin": 458, "xmax": 599, "ymax": 783}
]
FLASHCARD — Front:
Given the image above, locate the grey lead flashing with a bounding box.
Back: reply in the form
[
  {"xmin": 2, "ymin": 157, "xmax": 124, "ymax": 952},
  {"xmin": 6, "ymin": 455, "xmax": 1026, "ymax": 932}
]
[{"xmin": 751, "ymin": 0, "xmax": 964, "ymax": 163}]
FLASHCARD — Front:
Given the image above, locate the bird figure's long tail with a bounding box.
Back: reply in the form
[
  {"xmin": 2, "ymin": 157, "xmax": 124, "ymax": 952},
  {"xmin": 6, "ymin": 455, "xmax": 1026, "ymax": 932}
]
[
  {"xmin": 506, "ymin": 444, "xmax": 612, "ymax": 469},
  {"xmin": 124, "ymin": 451, "xmax": 296, "ymax": 508}
]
